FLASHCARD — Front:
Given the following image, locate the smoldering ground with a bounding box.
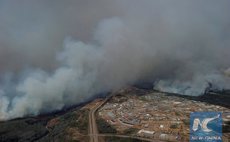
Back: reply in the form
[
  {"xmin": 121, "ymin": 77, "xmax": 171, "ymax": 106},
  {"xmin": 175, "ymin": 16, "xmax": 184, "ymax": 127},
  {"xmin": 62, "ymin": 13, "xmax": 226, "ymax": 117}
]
[{"xmin": 0, "ymin": 0, "xmax": 230, "ymax": 120}]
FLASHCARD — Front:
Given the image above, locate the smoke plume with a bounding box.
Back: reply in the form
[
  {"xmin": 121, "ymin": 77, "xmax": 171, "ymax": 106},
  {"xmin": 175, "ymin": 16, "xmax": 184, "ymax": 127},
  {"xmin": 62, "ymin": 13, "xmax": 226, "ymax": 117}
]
[{"xmin": 0, "ymin": 0, "xmax": 230, "ymax": 120}]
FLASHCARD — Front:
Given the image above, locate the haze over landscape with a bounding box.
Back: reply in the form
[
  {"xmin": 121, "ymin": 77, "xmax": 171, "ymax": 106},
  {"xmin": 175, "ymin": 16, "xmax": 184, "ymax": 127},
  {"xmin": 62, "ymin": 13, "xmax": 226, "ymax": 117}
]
[{"xmin": 0, "ymin": 0, "xmax": 230, "ymax": 120}]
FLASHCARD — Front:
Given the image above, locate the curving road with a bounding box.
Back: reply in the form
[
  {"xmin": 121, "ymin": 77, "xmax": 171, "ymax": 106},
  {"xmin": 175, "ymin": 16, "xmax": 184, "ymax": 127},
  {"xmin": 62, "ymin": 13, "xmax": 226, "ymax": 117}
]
[{"xmin": 88, "ymin": 99, "xmax": 106, "ymax": 142}]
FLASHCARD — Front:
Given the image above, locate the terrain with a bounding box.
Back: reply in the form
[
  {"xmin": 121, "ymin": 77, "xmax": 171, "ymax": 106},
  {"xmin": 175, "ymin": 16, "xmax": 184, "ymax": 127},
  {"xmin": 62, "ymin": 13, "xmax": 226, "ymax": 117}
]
[{"xmin": 0, "ymin": 86, "xmax": 229, "ymax": 142}]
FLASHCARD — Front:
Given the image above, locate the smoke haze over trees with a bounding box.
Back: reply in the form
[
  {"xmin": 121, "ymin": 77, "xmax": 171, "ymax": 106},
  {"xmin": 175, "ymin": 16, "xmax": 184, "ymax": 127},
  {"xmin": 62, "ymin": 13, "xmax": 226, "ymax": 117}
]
[{"xmin": 0, "ymin": 0, "xmax": 230, "ymax": 120}]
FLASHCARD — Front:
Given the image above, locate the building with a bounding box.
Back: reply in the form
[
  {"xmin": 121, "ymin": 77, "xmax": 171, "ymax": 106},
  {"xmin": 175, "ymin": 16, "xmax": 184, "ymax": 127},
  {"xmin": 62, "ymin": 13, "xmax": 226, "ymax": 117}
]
[{"xmin": 137, "ymin": 129, "xmax": 155, "ymax": 138}]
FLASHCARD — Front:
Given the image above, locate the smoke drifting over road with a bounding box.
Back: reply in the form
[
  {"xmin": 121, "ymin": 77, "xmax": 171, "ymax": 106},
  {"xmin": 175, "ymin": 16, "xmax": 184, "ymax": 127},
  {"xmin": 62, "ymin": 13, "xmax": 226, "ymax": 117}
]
[{"xmin": 0, "ymin": 0, "xmax": 230, "ymax": 120}]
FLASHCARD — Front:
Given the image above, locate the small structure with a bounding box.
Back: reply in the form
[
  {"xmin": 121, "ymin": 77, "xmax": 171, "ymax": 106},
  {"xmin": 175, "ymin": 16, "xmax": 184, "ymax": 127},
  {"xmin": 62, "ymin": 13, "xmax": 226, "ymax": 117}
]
[
  {"xmin": 137, "ymin": 129, "xmax": 155, "ymax": 138},
  {"xmin": 160, "ymin": 124, "xmax": 164, "ymax": 129},
  {"xmin": 159, "ymin": 134, "xmax": 169, "ymax": 140}
]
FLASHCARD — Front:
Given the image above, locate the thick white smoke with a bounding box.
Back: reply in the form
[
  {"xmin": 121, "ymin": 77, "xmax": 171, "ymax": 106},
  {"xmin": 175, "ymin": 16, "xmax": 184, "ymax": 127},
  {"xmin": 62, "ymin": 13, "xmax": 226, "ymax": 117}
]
[{"xmin": 1, "ymin": 0, "xmax": 230, "ymax": 120}]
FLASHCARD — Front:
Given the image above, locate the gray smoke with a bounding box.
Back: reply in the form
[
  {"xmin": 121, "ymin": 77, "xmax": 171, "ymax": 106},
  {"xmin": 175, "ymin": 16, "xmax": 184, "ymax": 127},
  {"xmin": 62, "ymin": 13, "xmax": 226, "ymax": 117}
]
[{"xmin": 0, "ymin": 0, "xmax": 230, "ymax": 120}]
